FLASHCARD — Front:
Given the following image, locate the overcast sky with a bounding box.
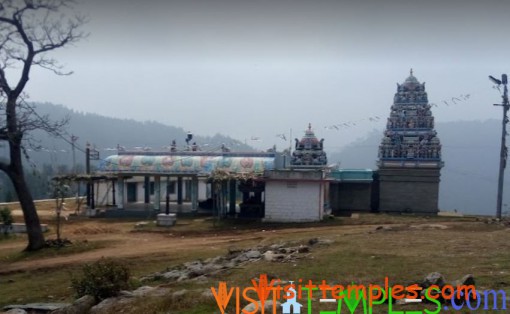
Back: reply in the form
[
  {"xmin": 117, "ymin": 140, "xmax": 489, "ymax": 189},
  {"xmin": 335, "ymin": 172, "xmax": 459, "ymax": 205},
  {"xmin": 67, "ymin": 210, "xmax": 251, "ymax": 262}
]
[{"xmin": 21, "ymin": 0, "xmax": 510, "ymax": 150}]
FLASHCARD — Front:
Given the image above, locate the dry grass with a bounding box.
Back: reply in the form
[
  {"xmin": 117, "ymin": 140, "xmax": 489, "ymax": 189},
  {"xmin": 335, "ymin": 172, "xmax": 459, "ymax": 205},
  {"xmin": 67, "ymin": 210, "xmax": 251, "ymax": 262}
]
[{"xmin": 0, "ymin": 200, "xmax": 509, "ymax": 313}]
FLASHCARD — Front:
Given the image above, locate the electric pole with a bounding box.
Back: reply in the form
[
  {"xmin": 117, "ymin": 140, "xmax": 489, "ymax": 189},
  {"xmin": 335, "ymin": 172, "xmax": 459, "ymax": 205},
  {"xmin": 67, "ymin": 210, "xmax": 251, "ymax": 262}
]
[
  {"xmin": 86, "ymin": 142, "xmax": 90, "ymax": 207},
  {"xmin": 489, "ymin": 74, "xmax": 509, "ymax": 220},
  {"xmin": 71, "ymin": 135, "xmax": 78, "ymax": 174}
]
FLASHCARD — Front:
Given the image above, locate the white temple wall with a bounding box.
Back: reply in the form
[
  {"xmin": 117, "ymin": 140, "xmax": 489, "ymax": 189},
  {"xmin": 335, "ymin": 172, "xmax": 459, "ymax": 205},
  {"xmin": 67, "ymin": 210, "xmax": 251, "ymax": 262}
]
[{"xmin": 264, "ymin": 180, "xmax": 324, "ymax": 222}]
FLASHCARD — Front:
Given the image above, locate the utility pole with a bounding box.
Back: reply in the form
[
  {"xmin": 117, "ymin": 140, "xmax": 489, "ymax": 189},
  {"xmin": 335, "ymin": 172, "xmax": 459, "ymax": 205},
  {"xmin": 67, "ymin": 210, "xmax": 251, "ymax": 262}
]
[
  {"xmin": 490, "ymin": 74, "xmax": 509, "ymax": 219},
  {"xmin": 70, "ymin": 135, "xmax": 79, "ymax": 205},
  {"xmin": 86, "ymin": 142, "xmax": 91, "ymax": 207},
  {"xmin": 85, "ymin": 142, "xmax": 100, "ymax": 209},
  {"xmin": 71, "ymin": 135, "xmax": 78, "ymax": 174}
]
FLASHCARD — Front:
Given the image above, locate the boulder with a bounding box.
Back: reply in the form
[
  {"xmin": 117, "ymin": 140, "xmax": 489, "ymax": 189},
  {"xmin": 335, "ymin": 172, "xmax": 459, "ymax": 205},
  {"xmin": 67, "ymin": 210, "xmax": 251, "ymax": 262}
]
[
  {"xmin": 263, "ymin": 251, "xmax": 285, "ymax": 262},
  {"xmin": 202, "ymin": 263, "xmax": 224, "ymax": 273},
  {"xmin": 242, "ymin": 300, "xmax": 281, "ymax": 313},
  {"xmin": 245, "ymin": 250, "xmax": 262, "ymax": 259},
  {"xmin": 297, "ymin": 245, "xmax": 310, "ymax": 253},
  {"xmin": 3, "ymin": 303, "xmax": 69, "ymax": 313},
  {"xmin": 208, "ymin": 256, "xmax": 224, "ymax": 264},
  {"xmin": 162, "ymin": 269, "xmax": 184, "ymax": 281},
  {"xmin": 308, "ymin": 238, "xmax": 319, "ymax": 246},
  {"xmin": 232, "ymin": 254, "xmax": 249, "ymax": 264},
  {"xmin": 50, "ymin": 295, "xmax": 95, "ymax": 314},
  {"xmin": 458, "ymin": 274, "xmax": 475, "ymax": 286},
  {"xmin": 421, "ymin": 272, "xmax": 446, "ymax": 289},
  {"xmin": 5, "ymin": 309, "xmax": 27, "ymax": 314},
  {"xmin": 89, "ymin": 297, "xmax": 133, "ymax": 314},
  {"xmin": 185, "ymin": 262, "xmax": 205, "ymax": 277}
]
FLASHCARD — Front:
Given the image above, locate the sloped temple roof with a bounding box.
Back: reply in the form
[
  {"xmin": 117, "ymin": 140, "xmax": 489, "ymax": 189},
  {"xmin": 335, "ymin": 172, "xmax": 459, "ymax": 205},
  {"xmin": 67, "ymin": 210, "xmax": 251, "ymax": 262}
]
[{"xmin": 100, "ymin": 152, "xmax": 275, "ymax": 175}]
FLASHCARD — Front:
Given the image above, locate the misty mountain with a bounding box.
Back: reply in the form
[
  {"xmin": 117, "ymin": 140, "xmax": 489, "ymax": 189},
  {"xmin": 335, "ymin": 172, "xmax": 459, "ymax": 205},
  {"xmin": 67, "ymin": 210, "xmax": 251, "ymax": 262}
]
[
  {"xmin": 1, "ymin": 103, "xmax": 505, "ymax": 215},
  {"xmin": 0, "ymin": 102, "xmax": 255, "ymax": 201},
  {"xmin": 328, "ymin": 120, "xmax": 507, "ymax": 215},
  {"xmin": 10, "ymin": 102, "xmax": 253, "ymax": 168}
]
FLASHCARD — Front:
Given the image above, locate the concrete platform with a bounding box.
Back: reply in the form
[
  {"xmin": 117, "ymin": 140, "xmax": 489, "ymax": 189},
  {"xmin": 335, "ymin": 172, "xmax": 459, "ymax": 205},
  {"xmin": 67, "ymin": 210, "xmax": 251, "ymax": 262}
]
[{"xmin": 157, "ymin": 213, "xmax": 177, "ymax": 226}]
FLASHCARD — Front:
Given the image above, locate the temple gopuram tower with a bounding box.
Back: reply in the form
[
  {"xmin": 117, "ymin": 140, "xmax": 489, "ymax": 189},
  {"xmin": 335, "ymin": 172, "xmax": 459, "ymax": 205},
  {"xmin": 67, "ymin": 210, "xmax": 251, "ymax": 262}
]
[
  {"xmin": 291, "ymin": 123, "xmax": 327, "ymax": 167},
  {"xmin": 377, "ymin": 70, "xmax": 443, "ymax": 214}
]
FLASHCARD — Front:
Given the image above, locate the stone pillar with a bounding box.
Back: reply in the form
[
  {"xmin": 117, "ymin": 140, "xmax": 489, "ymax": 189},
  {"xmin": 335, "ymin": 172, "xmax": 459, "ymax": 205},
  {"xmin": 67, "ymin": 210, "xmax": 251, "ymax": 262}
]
[
  {"xmin": 112, "ymin": 179, "xmax": 116, "ymax": 206},
  {"xmin": 117, "ymin": 176, "xmax": 124, "ymax": 209},
  {"xmin": 154, "ymin": 176, "xmax": 161, "ymax": 211},
  {"xmin": 144, "ymin": 176, "xmax": 150, "ymax": 204},
  {"xmin": 191, "ymin": 176, "xmax": 198, "ymax": 212},
  {"xmin": 177, "ymin": 176, "xmax": 183, "ymax": 205},
  {"xmin": 229, "ymin": 179, "xmax": 237, "ymax": 216}
]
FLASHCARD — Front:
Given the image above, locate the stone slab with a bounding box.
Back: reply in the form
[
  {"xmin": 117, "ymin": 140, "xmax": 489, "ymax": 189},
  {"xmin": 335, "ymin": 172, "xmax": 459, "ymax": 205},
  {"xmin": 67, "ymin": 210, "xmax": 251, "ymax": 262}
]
[{"xmin": 157, "ymin": 213, "xmax": 176, "ymax": 226}]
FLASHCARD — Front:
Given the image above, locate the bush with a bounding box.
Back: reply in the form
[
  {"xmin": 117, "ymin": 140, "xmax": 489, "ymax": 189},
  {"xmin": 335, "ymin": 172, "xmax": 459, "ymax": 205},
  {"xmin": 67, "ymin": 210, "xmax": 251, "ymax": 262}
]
[
  {"xmin": 71, "ymin": 258, "xmax": 131, "ymax": 301},
  {"xmin": 0, "ymin": 207, "xmax": 13, "ymax": 225},
  {"xmin": 0, "ymin": 207, "xmax": 13, "ymax": 235}
]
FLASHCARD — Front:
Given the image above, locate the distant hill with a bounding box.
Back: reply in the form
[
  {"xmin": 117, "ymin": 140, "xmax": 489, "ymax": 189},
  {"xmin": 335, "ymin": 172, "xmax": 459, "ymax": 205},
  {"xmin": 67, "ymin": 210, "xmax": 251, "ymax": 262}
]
[
  {"xmin": 0, "ymin": 102, "xmax": 253, "ymax": 201},
  {"xmin": 328, "ymin": 120, "xmax": 507, "ymax": 215},
  {"xmin": 1, "ymin": 103, "xmax": 506, "ymax": 214},
  {"xmin": 13, "ymin": 102, "xmax": 253, "ymax": 167}
]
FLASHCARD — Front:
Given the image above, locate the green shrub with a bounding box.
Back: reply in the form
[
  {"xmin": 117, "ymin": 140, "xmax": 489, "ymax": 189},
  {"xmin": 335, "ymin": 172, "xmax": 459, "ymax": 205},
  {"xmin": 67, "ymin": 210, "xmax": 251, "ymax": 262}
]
[
  {"xmin": 0, "ymin": 207, "xmax": 13, "ymax": 225},
  {"xmin": 71, "ymin": 258, "xmax": 131, "ymax": 301},
  {"xmin": 0, "ymin": 207, "xmax": 13, "ymax": 235}
]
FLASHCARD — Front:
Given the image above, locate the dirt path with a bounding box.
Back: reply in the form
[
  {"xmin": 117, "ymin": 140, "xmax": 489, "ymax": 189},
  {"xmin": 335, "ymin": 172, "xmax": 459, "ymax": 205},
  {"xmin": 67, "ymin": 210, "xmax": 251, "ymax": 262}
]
[{"xmin": 0, "ymin": 223, "xmax": 375, "ymax": 274}]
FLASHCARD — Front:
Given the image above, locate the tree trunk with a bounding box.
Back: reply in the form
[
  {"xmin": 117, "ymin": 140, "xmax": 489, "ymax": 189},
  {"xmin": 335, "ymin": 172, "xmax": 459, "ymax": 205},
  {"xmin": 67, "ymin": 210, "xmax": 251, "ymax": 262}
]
[
  {"xmin": 7, "ymin": 165, "xmax": 46, "ymax": 250},
  {"xmin": 5, "ymin": 113, "xmax": 46, "ymax": 251}
]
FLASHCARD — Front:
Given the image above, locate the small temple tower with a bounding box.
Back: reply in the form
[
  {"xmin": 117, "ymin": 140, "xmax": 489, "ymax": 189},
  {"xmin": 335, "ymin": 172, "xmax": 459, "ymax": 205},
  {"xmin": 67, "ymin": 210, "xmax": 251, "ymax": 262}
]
[
  {"xmin": 377, "ymin": 70, "xmax": 443, "ymax": 214},
  {"xmin": 290, "ymin": 123, "xmax": 327, "ymax": 167}
]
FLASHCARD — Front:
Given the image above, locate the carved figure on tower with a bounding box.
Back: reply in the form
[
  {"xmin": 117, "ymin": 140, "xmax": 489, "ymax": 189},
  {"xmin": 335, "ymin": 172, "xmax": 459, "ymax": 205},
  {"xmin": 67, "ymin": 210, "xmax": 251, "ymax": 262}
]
[
  {"xmin": 378, "ymin": 70, "xmax": 443, "ymax": 167},
  {"xmin": 291, "ymin": 123, "xmax": 328, "ymax": 167}
]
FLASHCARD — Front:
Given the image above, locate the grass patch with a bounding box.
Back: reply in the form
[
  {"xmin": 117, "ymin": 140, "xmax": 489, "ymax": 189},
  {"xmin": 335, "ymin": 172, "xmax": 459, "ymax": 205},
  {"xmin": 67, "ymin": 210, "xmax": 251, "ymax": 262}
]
[
  {"xmin": 0, "ymin": 240, "xmax": 112, "ymax": 264},
  {"xmin": 1, "ymin": 214, "xmax": 509, "ymax": 313},
  {"xmin": 0, "ymin": 265, "xmax": 81, "ymax": 307}
]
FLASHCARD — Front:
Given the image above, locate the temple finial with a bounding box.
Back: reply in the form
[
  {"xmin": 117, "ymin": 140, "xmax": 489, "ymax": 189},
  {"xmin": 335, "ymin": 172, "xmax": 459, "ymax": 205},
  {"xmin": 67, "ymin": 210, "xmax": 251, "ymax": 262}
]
[
  {"xmin": 308, "ymin": 123, "xmax": 312, "ymax": 130},
  {"xmin": 410, "ymin": 68, "xmax": 413, "ymax": 76}
]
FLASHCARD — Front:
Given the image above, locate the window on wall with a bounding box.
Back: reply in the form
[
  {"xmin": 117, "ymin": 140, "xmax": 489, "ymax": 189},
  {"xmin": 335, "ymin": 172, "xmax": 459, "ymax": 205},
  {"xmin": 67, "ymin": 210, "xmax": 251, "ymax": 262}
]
[
  {"xmin": 149, "ymin": 182, "xmax": 155, "ymax": 195},
  {"xmin": 167, "ymin": 181, "xmax": 176, "ymax": 194},
  {"xmin": 287, "ymin": 182, "xmax": 298, "ymax": 188}
]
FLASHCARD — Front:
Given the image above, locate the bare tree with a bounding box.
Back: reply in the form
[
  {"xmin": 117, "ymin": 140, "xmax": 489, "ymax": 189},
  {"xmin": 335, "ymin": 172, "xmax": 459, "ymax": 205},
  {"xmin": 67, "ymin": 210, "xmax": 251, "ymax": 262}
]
[{"xmin": 0, "ymin": 0, "xmax": 86, "ymax": 250}]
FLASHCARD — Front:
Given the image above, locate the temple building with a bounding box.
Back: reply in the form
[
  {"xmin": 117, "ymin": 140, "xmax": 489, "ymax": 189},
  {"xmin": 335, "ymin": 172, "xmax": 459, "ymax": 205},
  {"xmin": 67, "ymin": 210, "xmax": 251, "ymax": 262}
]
[
  {"xmin": 290, "ymin": 123, "xmax": 327, "ymax": 167},
  {"xmin": 87, "ymin": 72, "xmax": 445, "ymax": 221},
  {"xmin": 377, "ymin": 70, "xmax": 444, "ymax": 214},
  {"xmin": 264, "ymin": 124, "xmax": 328, "ymax": 222},
  {"xmin": 92, "ymin": 125, "xmax": 329, "ymax": 222}
]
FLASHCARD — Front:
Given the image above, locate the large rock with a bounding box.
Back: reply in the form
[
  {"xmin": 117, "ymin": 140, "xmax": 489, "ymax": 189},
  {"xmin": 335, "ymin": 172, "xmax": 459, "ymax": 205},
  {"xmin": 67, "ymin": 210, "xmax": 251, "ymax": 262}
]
[
  {"xmin": 232, "ymin": 254, "xmax": 249, "ymax": 264},
  {"xmin": 245, "ymin": 250, "xmax": 262, "ymax": 259},
  {"xmin": 89, "ymin": 297, "xmax": 133, "ymax": 314},
  {"xmin": 3, "ymin": 303, "xmax": 69, "ymax": 313},
  {"xmin": 206, "ymin": 256, "xmax": 224, "ymax": 264},
  {"xmin": 421, "ymin": 272, "xmax": 446, "ymax": 289},
  {"xmin": 242, "ymin": 300, "xmax": 281, "ymax": 313},
  {"xmin": 184, "ymin": 261, "xmax": 205, "ymax": 277},
  {"xmin": 449, "ymin": 274, "xmax": 476, "ymax": 304},
  {"xmin": 50, "ymin": 295, "xmax": 95, "ymax": 314},
  {"xmin": 132, "ymin": 286, "xmax": 170, "ymax": 297},
  {"xmin": 263, "ymin": 251, "xmax": 285, "ymax": 262},
  {"xmin": 162, "ymin": 269, "xmax": 184, "ymax": 281},
  {"xmin": 456, "ymin": 274, "xmax": 475, "ymax": 286},
  {"xmin": 5, "ymin": 309, "xmax": 27, "ymax": 314},
  {"xmin": 202, "ymin": 263, "xmax": 224, "ymax": 273}
]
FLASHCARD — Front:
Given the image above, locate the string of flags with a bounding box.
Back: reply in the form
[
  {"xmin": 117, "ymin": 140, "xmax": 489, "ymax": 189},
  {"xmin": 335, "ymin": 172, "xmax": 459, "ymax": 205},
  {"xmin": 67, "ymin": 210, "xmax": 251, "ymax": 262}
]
[
  {"xmin": 430, "ymin": 93, "xmax": 471, "ymax": 107},
  {"xmin": 274, "ymin": 93, "xmax": 473, "ymax": 140}
]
